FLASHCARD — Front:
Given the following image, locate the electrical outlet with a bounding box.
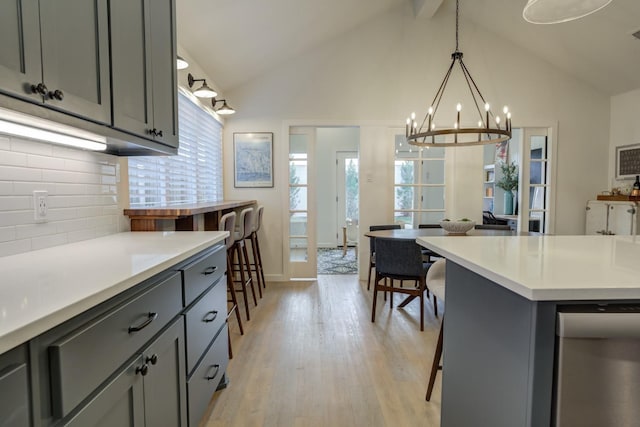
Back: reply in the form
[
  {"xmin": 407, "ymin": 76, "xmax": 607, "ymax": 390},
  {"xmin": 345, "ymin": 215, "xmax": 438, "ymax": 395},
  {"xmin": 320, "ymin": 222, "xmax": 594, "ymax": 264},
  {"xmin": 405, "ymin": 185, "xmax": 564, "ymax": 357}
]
[{"xmin": 33, "ymin": 190, "xmax": 48, "ymax": 222}]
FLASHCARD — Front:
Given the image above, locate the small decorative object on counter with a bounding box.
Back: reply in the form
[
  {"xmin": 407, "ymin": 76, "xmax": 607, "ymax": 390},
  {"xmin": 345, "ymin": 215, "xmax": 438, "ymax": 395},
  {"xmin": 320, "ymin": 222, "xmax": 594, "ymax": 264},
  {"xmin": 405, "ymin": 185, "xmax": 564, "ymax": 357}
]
[
  {"xmin": 632, "ymin": 176, "xmax": 640, "ymax": 197},
  {"xmin": 440, "ymin": 218, "xmax": 476, "ymax": 235}
]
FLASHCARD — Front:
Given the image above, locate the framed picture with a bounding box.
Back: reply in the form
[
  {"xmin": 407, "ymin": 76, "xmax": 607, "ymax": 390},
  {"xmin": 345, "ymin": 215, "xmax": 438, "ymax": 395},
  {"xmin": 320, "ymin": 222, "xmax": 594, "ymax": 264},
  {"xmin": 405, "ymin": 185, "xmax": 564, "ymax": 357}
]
[
  {"xmin": 495, "ymin": 140, "xmax": 508, "ymax": 163},
  {"xmin": 234, "ymin": 132, "xmax": 274, "ymax": 188},
  {"xmin": 616, "ymin": 143, "xmax": 640, "ymax": 180}
]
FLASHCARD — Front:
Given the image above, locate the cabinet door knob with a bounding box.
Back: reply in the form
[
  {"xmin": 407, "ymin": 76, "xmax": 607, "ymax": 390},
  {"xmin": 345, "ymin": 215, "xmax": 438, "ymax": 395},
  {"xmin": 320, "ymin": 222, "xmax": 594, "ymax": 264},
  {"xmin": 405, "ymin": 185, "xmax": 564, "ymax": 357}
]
[
  {"xmin": 48, "ymin": 89, "xmax": 64, "ymax": 101},
  {"xmin": 202, "ymin": 310, "xmax": 218, "ymax": 323},
  {"xmin": 146, "ymin": 354, "xmax": 158, "ymax": 365},
  {"xmin": 136, "ymin": 364, "xmax": 149, "ymax": 376},
  {"xmin": 157, "ymin": 130, "xmax": 163, "ymax": 137},
  {"xmin": 30, "ymin": 83, "xmax": 48, "ymax": 96},
  {"xmin": 128, "ymin": 312, "xmax": 158, "ymax": 333},
  {"xmin": 205, "ymin": 364, "xmax": 220, "ymax": 380}
]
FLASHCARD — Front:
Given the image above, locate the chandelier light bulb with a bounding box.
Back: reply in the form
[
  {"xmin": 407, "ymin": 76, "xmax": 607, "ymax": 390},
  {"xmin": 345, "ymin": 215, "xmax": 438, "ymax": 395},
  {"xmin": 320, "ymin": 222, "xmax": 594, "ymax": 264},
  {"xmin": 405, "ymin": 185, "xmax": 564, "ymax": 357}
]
[
  {"xmin": 411, "ymin": 112, "xmax": 416, "ymax": 120},
  {"xmin": 456, "ymin": 103, "xmax": 462, "ymax": 112},
  {"xmin": 428, "ymin": 106, "xmax": 434, "ymax": 115},
  {"xmin": 478, "ymin": 120, "xmax": 483, "ymax": 128},
  {"xmin": 484, "ymin": 103, "xmax": 490, "ymax": 112},
  {"xmin": 507, "ymin": 112, "xmax": 512, "ymax": 119},
  {"xmin": 503, "ymin": 106, "xmax": 509, "ymax": 115}
]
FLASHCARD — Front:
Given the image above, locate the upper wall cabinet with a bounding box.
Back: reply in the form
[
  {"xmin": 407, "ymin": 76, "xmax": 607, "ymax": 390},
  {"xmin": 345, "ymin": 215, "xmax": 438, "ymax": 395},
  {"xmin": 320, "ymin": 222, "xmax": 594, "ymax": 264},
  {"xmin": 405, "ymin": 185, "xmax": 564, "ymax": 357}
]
[
  {"xmin": 0, "ymin": 0, "xmax": 178, "ymax": 155},
  {"xmin": 0, "ymin": 0, "xmax": 111, "ymax": 124},
  {"xmin": 110, "ymin": 0, "xmax": 178, "ymax": 148}
]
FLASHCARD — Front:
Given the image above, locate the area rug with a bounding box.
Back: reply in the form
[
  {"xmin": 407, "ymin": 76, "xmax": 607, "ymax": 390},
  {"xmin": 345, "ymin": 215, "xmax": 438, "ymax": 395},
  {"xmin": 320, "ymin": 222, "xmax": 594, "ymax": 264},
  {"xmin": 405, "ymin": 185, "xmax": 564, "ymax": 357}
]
[{"xmin": 317, "ymin": 247, "xmax": 357, "ymax": 275}]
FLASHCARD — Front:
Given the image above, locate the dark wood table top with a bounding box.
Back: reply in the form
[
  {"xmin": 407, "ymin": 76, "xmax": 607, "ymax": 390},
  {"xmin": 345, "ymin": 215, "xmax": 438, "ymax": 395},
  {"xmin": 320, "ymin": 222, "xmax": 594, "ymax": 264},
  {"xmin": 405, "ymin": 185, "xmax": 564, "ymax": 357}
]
[{"xmin": 364, "ymin": 228, "xmax": 517, "ymax": 240}]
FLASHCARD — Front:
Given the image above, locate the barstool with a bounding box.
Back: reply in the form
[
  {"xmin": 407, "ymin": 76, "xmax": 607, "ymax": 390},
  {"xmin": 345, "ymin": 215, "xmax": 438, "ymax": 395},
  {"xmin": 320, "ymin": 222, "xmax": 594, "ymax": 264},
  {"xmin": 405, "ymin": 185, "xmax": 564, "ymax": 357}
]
[
  {"xmin": 219, "ymin": 212, "xmax": 244, "ymax": 359},
  {"xmin": 249, "ymin": 205, "xmax": 266, "ymax": 290},
  {"xmin": 426, "ymin": 259, "xmax": 446, "ymax": 401},
  {"xmin": 232, "ymin": 207, "xmax": 258, "ymax": 321}
]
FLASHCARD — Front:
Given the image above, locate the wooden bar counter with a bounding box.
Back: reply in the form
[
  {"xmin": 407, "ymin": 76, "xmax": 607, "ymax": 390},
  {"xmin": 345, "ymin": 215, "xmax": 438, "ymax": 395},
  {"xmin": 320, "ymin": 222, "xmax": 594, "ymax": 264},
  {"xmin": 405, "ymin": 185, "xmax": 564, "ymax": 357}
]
[{"xmin": 124, "ymin": 200, "xmax": 256, "ymax": 231}]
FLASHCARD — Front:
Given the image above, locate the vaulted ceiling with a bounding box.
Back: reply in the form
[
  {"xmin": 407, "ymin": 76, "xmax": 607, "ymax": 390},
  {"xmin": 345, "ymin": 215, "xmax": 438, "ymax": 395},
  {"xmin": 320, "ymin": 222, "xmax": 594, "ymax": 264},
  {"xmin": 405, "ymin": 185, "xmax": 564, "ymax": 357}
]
[{"xmin": 177, "ymin": 0, "xmax": 640, "ymax": 96}]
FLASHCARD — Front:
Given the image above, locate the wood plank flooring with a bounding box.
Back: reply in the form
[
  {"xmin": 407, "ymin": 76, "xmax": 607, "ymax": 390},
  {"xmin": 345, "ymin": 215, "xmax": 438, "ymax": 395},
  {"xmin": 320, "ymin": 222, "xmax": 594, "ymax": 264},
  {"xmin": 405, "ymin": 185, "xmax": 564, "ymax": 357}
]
[{"xmin": 202, "ymin": 275, "xmax": 443, "ymax": 427}]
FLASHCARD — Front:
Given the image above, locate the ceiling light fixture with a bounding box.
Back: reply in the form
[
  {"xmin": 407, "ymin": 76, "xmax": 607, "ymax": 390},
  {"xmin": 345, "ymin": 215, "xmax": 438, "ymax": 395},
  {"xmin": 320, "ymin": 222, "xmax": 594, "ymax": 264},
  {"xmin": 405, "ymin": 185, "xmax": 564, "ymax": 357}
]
[
  {"xmin": 176, "ymin": 55, "xmax": 189, "ymax": 70},
  {"xmin": 0, "ymin": 107, "xmax": 107, "ymax": 151},
  {"xmin": 405, "ymin": 0, "xmax": 511, "ymax": 148},
  {"xmin": 523, "ymin": 0, "xmax": 613, "ymax": 24},
  {"xmin": 187, "ymin": 73, "xmax": 218, "ymax": 98},
  {"xmin": 211, "ymin": 98, "xmax": 236, "ymax": 115}
]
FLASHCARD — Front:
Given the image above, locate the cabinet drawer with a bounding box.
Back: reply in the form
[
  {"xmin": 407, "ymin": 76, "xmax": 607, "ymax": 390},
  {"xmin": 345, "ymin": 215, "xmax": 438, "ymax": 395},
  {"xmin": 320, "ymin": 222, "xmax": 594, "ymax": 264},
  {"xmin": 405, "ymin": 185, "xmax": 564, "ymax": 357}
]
[
  {"xmin": 187, "ymin": 325, "xmax": 228, "ymax": 427},
  {"xmin": 49, "ymin": 272, "xmax": 182, "ymax": 418},
  {"xmin": 182, "ymin": 245, "xmax": 225, "ymax": 306},
  {"xmin": 185, "ymin": 280, "xmax": 227, "ymax": 374},
  {"xmin": 0, "ymin": 346, "xmax": 30, "ymax": 427}
]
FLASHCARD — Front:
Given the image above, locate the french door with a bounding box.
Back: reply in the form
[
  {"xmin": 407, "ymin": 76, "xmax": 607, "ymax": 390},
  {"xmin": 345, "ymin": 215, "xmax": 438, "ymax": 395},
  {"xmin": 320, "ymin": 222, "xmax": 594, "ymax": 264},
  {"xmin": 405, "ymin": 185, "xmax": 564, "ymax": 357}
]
[
  {"xmin": 335, "ymin": 151, "xmax": 359, "ymax": 246},
  {"xmin": 288, "ymin": 127, "xmax": 317, "ymax": 278}
]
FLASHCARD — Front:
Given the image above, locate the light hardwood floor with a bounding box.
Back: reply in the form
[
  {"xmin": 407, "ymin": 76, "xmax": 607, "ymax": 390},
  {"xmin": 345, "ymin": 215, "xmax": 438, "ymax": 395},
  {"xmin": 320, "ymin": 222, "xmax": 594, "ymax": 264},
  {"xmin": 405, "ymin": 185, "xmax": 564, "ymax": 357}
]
[{"xmin": 202, "ymin": 275, "xmax": 443, "ymax": 427}]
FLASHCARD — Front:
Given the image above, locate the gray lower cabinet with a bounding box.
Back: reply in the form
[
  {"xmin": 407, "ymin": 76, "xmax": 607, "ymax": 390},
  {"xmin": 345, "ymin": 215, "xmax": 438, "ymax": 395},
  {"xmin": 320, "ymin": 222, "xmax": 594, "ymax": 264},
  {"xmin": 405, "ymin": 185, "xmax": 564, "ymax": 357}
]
[
  {"xmin": 64, "ymin": 318, "xmax": 187, "ymax": 427},
  {"xmin": 110, "ymin": 0, "xmax": 178, "ymax": 148},
  {"xmin": 13, "ymin": 243, "xmax": 227, "ymax": 427},
  {"xmin": 0, "ymin": 345, "xmax": 30, "ymax": 427}
]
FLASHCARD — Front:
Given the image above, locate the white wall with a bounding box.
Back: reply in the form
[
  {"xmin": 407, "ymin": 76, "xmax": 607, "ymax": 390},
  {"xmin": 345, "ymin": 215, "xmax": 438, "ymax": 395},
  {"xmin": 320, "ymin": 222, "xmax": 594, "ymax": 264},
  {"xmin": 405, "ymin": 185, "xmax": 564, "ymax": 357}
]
[
  {"xmin": 315, "ymin": 127, "xmax": 359, "ymax": 247},
  {"xmin": 222, "ymin": 3, "xmax": 610, "ymax": 280},
  {"xmin": 0, "ymin": 135, "xmax": 124, "ymax": 257},
  {"xmin": 610, "ymin": 88, "xmax": 640, "ymax": 190}
]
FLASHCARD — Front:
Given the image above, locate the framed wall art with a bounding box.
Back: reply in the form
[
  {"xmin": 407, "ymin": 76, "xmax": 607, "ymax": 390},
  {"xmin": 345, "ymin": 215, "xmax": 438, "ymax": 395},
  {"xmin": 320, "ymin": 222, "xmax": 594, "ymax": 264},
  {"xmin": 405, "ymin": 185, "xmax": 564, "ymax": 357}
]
[
  {"xmin": 616, "ymin": 143, "xmax": 640, "ymax": 180},
  {"xmin": 233, "ymin": 132, "xmax": 274, "ymax": 188}
]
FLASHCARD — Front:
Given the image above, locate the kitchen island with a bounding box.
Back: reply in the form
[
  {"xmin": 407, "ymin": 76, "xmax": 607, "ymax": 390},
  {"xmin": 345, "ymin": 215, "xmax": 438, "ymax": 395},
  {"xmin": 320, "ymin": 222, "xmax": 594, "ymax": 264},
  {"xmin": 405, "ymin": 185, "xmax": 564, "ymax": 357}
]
[
  {"xmin": 416, "ymin": 235, "xmax": 640, "ymax": 427},
  {"xmin": 0, "ymin": 231, "xmax": 229, "ymax": 426}
]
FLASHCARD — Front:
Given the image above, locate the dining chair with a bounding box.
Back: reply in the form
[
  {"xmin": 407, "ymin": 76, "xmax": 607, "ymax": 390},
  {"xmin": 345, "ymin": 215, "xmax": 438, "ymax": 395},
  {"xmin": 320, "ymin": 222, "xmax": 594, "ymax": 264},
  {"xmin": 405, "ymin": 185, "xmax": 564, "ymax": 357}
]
[
  {"xmin": 474, "ymin": 224, "xmax": 512, "ymax": 230},
  {"xmin": 371, "ymin": 237, "xmax": 433, "ymax": 331},
  {"xmin": 426, "ymin": 259, "xmax": 446, "ymax": 401},
  {"xmin": 418, "ymin": 224, "xmax": 443, "ymax": 261},
  {"xmin": 367, "ymin": 224, "xmax": 401, "ymax": 290}
]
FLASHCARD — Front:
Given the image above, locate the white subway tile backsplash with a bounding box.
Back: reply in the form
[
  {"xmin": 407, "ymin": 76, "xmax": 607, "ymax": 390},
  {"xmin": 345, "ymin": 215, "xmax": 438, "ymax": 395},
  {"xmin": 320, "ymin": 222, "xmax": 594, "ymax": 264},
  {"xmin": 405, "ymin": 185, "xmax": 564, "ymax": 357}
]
[
  {"xmin": 0, "ymin": 196, "xmax": 31, "ymax": 210},
  {"xmin": 0, "ymin": 226, "xmax": 16, "ymax": 243},
  {"xmin": 0, "ymin": 239, "xmax": 31, "ymax": 257},
  {"xmin": 0, "ymin": 136, "xmax": 122, "ymax": 257},
  {"xmin": 15, "ymin": 223, "xmax": 58, "ymax": 239},
  {"xmin": 0, "ymin": 150, "xmax": 28, "ymax": 167},
  {"xmin": 27, "ymin": 154, "xmax": 66, "ymax": 170},
  {"xmin": 0, "ymin": 135, "xmax": 10, "ymax": 150},
  {"xmin": 31, "ymin": 233, "xmax": 68, "ymax": 251},
  {"xmin": 0, "ymin": 165, "xmax": 43, "ymax": 182},
  {"xmin": 11, "ymin": 138, "xmax": 54, "ymax": 156},
  {"xmin": 0, "ymin": 182, "xmax": 12, "ymax": 195}
]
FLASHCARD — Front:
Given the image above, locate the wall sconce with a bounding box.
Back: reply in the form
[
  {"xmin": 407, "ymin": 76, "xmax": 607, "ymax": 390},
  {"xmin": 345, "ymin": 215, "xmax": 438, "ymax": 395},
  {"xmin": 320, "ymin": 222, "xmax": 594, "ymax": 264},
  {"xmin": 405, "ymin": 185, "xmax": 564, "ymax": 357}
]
[
  {"xmin": 187, "ymin": 73, "xmax": 217, "ymax": 98},
  {"xmin": 176, "ymin": 55, "xmax": 189, "ymax": 70},
  {"xmin": 212, "ymin": 98, "xmax": 235, "ymax": 115}
]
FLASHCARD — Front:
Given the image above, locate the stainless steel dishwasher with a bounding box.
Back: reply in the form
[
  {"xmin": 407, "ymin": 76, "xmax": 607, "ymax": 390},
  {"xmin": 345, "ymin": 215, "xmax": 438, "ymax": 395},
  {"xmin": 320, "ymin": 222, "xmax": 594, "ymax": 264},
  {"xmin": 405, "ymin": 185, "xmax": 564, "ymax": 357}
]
[{"xmin": 554, "ymin": 305, "xmax": 640, "ymax": 426}]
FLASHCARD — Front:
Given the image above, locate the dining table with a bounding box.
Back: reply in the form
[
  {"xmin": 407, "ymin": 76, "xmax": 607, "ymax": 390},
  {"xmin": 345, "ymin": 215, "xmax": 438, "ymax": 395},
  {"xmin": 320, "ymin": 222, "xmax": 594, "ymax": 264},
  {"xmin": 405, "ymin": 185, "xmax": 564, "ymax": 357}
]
[{"xmin": 363, "ymin": 227, "xmax": 518, "ymax": 240}]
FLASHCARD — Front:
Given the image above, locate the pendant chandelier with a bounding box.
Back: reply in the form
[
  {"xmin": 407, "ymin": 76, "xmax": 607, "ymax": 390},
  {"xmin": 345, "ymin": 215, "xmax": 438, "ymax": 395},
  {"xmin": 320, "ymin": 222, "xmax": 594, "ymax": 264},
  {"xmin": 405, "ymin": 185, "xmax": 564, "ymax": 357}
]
[{"xmin": 405, "ymin": 0, "xmax": 512, "ymax": 148}]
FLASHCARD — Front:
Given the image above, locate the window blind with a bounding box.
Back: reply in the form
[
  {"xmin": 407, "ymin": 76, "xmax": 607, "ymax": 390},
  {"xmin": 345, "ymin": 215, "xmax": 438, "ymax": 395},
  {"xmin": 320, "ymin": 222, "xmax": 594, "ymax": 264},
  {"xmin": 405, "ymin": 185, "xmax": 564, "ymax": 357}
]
[{"xmin": 128, "ymin": 92, "xmax": 223, "ymax": 207}]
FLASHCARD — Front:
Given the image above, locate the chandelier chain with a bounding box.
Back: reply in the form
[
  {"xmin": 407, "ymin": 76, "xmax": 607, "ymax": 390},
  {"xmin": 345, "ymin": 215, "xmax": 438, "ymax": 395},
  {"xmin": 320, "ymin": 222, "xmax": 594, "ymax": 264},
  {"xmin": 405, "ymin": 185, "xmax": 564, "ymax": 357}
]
[{"xmin": 455, "ymin": 0, "xmax": 459, "ymax": 52}]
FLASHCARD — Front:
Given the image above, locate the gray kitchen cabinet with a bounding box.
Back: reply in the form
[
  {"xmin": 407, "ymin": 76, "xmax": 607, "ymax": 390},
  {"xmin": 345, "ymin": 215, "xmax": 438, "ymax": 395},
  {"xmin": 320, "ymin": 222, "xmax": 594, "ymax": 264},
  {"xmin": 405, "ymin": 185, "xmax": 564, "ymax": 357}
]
[
  {"xmin": 110, "ymin": 0, "xmax": 178, "ymax": 148},
  {"xmin": 0, "ymin": 0, "xmax": 42, "ymax": 104},
  {"xmin": 0, "ymin": 345, "xmax": 30, "ymax": 427},
  {"xmin": 0, "ymin": 0, "xmax": 111, "ymax": 124},
  {"xmin": 65, "ymin": 319, "xmax": 186, "ymax": 427}
]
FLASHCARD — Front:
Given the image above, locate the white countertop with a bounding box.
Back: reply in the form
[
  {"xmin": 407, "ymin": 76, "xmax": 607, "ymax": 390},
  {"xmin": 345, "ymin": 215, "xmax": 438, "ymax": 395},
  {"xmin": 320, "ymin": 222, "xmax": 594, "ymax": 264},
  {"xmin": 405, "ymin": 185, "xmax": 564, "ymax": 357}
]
[
  {"xmin": 416, "ymin": 235, "xmax": 640, "ymax": 301},
  {"xmin": 0, "ymin": 231, "xmax": 227, "ymax": 354}
]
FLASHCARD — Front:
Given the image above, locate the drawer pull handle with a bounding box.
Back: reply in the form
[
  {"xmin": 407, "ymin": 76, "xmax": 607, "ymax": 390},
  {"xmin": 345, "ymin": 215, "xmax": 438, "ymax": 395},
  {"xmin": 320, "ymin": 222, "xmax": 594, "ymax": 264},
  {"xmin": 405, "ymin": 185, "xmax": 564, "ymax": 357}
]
[
  {"xmin": 202, "ymin": 266, "xmax": 218, "ymax": 275},
  {"xmin": 136, "ymin": 364, "xmax": 149, "ymax": 376},
  {"xmin": 146, "ymin": 354, "xmax": 158, "ymax": 365},
  {"xmin": 205, "ymin": 364, "xmax": 220, "ymax": 381},
  {"xmin": 203, "ymin": 311, "xmax": 218, "ymax": 323},
  {"xmin": 128, "ymin": 312, "xmax": 158, "ymax": 333}
]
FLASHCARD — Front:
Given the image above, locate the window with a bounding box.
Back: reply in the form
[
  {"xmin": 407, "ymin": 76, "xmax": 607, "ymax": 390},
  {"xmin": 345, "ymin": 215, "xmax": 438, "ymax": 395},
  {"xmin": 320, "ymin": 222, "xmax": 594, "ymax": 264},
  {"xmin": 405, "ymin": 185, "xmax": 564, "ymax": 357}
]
[
  {"xmin": 529, "ymin": 135, "xmax": 549, "ymax": 232},
  {"xmin": 128, "ymin": 91, "xmax": 223, "ymax": 207},
  {"xmin": 394, "ymin": 134, "xmax": 446, "ymax": 227}
]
